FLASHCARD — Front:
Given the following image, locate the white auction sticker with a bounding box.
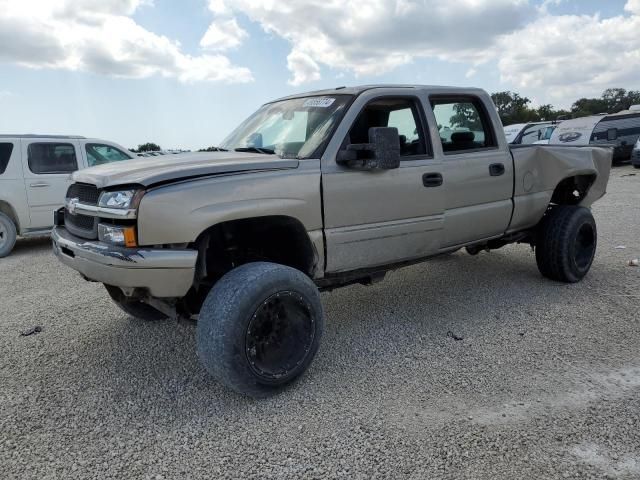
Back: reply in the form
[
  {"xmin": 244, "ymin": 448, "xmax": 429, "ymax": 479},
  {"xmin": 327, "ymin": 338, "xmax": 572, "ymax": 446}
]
[{"xmin": 303, "ymin": 97, "xmax": 335, "ymax": 108}]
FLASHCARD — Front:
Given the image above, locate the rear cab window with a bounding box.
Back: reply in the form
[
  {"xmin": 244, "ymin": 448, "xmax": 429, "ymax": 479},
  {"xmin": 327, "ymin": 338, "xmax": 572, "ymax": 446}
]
[
  {"xmin": 430, "ymin": 96, "xmax": 497, "ymax": 153},
  {"xmin": 28, "ymin": 143, "xmax": 78, "ymax": 174},
  {"xmin": 0, "ymin": 143, "xmax": 14, "ymax": 175},
  {"xmin": 85, "ymin": 143, "xmax": 132, "ymax": 167}
]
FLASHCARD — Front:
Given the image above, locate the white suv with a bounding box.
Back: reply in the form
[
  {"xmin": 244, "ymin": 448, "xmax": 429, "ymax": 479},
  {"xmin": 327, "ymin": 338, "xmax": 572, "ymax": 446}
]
[{"xmin": 0, "ymin": 135, "xmax": 135, "ymax": 257}]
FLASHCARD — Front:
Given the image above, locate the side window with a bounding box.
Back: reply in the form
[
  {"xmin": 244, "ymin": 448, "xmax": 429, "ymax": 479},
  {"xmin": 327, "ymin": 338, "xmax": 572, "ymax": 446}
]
[
  {"xmin": 28, "ymin": 143, "xmax": 78, "ymax": 174},
  {"xmin": 347, "ymin": 98, "xmax": 428, "ymax": 158},
  {"xmin": 520, "ymin": 124, "xmax": 551, "ymax": 145},
  {"xmin": 0, "ymin": 143, "xmax": 13, "ymax": 175},
  {"xmin": 431, "ymin": 97, "xmax": 496, "ymax": 153},
  {"xmin": 85, "ymin": 143, "xmax": 132, "ymax": 167}
]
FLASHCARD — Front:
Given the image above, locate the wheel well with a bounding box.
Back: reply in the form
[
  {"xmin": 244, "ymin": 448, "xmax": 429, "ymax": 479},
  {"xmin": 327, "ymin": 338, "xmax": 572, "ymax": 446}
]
[
  {"xmin": 183, "ymin": 216, "xmax": 318, "ymax": 315},
  {"xmin": 0, "ymin": 201, "xmax": 19, "ymax": 231},
  {"xmin": 550, "ymin": 175, "xmax": 596, "ymax": 205}
]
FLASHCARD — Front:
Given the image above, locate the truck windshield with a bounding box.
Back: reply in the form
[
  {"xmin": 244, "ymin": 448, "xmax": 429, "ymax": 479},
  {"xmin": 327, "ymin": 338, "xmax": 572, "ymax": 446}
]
[{"xmin": 220, "ymin": 95, "xmax": 352, "ymax": 159}]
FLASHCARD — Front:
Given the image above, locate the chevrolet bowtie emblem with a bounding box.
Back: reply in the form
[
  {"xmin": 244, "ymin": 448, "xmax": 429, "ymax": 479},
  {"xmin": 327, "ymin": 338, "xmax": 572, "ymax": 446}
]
[{"xmin": 66, "ymin": 197, "xmax": 80, "ymax": 215}]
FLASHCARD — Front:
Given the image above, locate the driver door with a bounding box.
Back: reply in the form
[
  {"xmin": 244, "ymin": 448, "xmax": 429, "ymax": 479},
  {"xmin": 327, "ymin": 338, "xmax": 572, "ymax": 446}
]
[{"xmin": 321, "ymin": 92, "xmax": 444, "ymax": 273}]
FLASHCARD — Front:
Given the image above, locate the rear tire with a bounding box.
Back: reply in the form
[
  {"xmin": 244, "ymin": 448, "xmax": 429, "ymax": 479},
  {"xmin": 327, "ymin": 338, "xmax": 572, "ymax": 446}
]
[
  {"xmin": 197, "ymin": 262, "xmax": 324, "ymax": 397},
  {"xmin": 105, "ymin": 285, "xmax": 167, "ymax": 321},
  {"xmin": 0, "ymin": 212, "xmax": 17, "ymax": 258},
  {"xmin": 535, "ymin": 205, "xmax": 597, "ymax": 283}
]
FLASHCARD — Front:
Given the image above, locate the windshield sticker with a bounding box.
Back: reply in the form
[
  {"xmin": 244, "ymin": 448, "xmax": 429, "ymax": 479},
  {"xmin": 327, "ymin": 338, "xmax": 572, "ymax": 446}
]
[{"xmin": 303, "ymin": 97, "xmax": 336, "ymax": 108}]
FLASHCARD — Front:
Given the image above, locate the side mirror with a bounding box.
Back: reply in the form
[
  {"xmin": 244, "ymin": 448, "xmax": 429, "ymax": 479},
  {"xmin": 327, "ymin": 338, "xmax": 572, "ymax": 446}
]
[
  {"xmin": 607, "ymin": 128, "xmax": 618, "ymax": 141},
  {"xmin": 337, "ymin": 127, "xmax": 401, "ymax": 170}
]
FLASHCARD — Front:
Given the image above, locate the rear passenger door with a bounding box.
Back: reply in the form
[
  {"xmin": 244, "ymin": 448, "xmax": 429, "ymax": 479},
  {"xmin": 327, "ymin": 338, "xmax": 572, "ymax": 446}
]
[
  {"xmin": 429, "ymin": 96, "xmax": 513, "ymax": 247},
  {"xmin": 21, "ymin": 140, "xmax": 84, "ymax": 229}
]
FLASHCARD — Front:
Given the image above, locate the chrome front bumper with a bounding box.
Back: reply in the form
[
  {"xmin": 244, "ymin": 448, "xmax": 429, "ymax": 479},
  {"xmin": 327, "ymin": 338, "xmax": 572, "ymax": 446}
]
[{"xmin": 52, "ymin": 226, "xmax": 197, "ymax": 298}]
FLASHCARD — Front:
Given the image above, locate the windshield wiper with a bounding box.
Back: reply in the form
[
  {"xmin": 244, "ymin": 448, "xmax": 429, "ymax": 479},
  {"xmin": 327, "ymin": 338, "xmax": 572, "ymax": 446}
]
[{"xmin": 234, "ymin": 146, "xmax": 275, "ymax": 155}]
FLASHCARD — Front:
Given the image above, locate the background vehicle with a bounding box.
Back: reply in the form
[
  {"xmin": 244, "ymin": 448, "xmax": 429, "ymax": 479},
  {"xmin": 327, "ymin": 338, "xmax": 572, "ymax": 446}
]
[
  {"xmin": 504, "ymin": 121, "xmax": 559, "ymax": 145},
  {"xmin": 549, "ymin": 106, "xmax": 640, "ymax": 163},
  {"xmin": 51, "ymin": 86, "xmax": 612, "ymax": 397},
  {"xmin": 632, "ymin": 137, "xmax": 640, "ymax": 169},
  {"xmin": 0, "ymin": 135, "xmax": 135, "ymax": 257}
]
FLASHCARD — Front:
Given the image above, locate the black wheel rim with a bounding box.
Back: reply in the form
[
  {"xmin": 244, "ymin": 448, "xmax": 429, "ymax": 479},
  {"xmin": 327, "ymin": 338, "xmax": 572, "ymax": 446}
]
[
  {"xmin": 245, "ymin": 291, "xmax": 315, "ymax": 382},
  {"xmin": 0, "ymin": 223, "xmax": 6, "ymax": 248},
  {"xmin": 574, "ymin": 223, "xmax": 596, "ymax": 270}
]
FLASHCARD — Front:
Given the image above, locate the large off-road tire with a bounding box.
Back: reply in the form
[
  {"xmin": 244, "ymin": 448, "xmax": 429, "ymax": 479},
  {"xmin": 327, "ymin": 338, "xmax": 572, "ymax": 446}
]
[
  {"xmin": 535, "ymin": 205, "xmax": 597, "ymax": 283},
  {"xmin": 197, "ymin": 262, "xmax": 324, "ymax": 397},
  {"xmin": 105, "ymin": 285, "xmax": 167, "ymax": 321},
  {"xmin": 0, "ymin": 212, "xmax": 17, "ymax": 258}
]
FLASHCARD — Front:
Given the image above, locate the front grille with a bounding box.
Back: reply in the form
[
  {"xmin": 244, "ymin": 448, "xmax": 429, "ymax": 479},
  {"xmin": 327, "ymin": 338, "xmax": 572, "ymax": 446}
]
[
  {"xmin": 66, "ymin": 183, "xmax": 99, "ymax": 205},
  {"xmin": 65, "ymin": 182, "xmax": 99, "ymax": 239},
  {"xmin": 64, "ymin": 210, "xmax": 98, "ymax": 239},
  {"xmin": 65, "ymin": 211, "xmax": 95, "ymax": 231}
]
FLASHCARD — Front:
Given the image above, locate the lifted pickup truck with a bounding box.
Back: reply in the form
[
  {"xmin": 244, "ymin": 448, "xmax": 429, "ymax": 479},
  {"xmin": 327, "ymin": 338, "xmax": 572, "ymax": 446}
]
[{"xmin": 52, "ymin": 85, "xmax": 611, "ymax": 396}]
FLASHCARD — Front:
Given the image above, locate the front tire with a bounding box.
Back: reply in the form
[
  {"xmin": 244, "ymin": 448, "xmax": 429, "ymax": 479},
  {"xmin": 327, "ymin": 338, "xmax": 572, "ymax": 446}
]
[
  {"xmin": 197, "ymin": 262, "xmax": 324, "ymax": 397},
  {"xmin": 535, "ymin": 205, "xmax": 597, "ymax": 283},
  {"xmin": 105, "ymin": 285, "xmax": 167, "ymax": 321},
  {"xmin": 0, "ymin": 212, "xmax": 17, "ymax": 258}
]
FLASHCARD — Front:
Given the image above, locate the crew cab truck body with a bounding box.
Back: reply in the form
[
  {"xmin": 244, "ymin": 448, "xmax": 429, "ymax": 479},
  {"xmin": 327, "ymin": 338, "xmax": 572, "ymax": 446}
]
[
  {"xmin": 0, "ymin": 135, "xmax": 135, "ymax": 257},
  {"xmin": 52, "ymin": 86, "xmax": 612, "ymax": 397}
]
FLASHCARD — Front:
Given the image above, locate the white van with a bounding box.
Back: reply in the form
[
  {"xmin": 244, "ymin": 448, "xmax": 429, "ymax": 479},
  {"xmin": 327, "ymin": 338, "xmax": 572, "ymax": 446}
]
[
  {"xmin": 549, "ymin": 106, "xmax": 640, "ymax": 163},
  {"xmin": 503, "ymin": 121, "xmax": 559, "ymax": 145},
  {"xmin": 0, "ymin": 135, "xmax": 135, "ymax": 257}
]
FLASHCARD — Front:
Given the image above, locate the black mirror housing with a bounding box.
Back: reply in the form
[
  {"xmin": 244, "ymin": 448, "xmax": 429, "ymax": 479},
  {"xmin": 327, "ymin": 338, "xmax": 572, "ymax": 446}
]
[{"xmin": 337, "ymin": 127, "xmax": 401, "ymax": 170}]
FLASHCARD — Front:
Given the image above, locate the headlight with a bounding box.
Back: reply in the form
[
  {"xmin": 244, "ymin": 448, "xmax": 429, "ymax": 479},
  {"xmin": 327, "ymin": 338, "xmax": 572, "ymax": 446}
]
[
  {"xmin": 98, "ymin": 224, "xmax": 137, "ymax": 247},
  {"xmin": 98, "ymin": 189, "xmax": 140, "ymax": 210}
]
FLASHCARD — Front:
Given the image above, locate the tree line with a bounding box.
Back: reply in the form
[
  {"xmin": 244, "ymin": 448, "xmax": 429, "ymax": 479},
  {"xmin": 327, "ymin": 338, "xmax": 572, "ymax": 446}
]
[{"xmin": 491, "ymin": 88, "xmax": 640, "ymax": 126}]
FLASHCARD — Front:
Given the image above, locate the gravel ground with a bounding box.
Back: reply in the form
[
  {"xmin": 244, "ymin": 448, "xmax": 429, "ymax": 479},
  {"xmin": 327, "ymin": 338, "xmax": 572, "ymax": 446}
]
[{"xmin": 1, "ymin": 166, "xmax": 639, "ymax": 479}]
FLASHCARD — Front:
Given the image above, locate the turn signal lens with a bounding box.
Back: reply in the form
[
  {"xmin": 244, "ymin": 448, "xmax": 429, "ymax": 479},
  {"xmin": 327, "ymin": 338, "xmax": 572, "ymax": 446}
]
[{"xmin": 98, "ymin": 224, "xmax": 137, "ymax": 247}]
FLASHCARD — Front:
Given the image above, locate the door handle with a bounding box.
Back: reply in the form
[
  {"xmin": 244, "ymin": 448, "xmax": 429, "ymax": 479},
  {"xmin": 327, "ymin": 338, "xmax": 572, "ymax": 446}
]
[
  {"xmin": 489, "ymin": 163, "xmax": 505, "ymax": 176},
  {"xmin": 422, "ymin": 172, "xmax": 443, "ymax": 187},
  {"xmin": 30, "ymin": 182, "xmax": 51, "ymax": 188}
]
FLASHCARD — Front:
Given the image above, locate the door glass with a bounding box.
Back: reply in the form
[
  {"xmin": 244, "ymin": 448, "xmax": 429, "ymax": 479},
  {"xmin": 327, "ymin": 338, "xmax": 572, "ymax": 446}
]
[
  {"xmin": 85, "ymin": 143, "xmax": 132, "ymax": 167},
  {"xmin": 0, "ymin": 143, "xmax": 13, "ymax": 175},
  {"xmin": 520, "ymin": 123, "xmax": 552, "ymax": 144},
  {"xmin": 348, "ymin": 98, "xmax": 427, "ymax": 157},
  {"xmin": 431, "ymin": 99, "xmax": 495, "ymax": 152},
  {"xmin": 28, "ymin": 143, "xmax": 78, "ymax": 174}
]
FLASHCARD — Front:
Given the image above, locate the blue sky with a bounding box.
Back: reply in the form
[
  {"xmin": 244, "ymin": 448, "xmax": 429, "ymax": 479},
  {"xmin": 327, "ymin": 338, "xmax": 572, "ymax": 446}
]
[{"xmin": 0, "ymin": 0, "xmax": 637, "ymax": 150}]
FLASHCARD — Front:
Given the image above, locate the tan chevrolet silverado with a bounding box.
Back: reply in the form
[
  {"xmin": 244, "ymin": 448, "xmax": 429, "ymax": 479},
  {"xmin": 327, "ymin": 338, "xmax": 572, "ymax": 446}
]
[{"xmin": 52, "ymin": 85, "xmax": 611, "ymax": 396}]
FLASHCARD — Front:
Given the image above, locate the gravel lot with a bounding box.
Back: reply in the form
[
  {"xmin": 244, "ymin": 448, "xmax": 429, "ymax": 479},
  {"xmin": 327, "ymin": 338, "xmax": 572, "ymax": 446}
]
[{"xmin": 1, "ymin": 166, "xmax": 639, "ymax": 479}]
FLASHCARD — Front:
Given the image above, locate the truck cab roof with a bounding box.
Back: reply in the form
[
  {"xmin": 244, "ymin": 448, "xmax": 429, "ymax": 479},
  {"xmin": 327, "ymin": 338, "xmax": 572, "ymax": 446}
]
[{"xmin": 270, "ymin": 84, "xmax": 487, "ymax": 103}]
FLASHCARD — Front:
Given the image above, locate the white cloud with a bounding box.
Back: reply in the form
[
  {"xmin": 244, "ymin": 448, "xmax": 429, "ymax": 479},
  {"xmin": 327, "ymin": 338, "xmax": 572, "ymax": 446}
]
[
  {"xmin": 0, "ymin": 0, "xmax": 252, "ymax": 83},
  {"xmin": 212, "ymin": 0, "xmax": 533, "ymax": 85},
  {"xmin": 626, "ymin": 0, "xmax": 640, "ymax": 14},
  {"xmin": 286, "ymin": 50, "xmax": 321, "ymax": 86},
  {"xmin": 200, "ymin": 18, "xmax": 248, "ymax": 51},
  {"xmin": 203, "ymin": 0, "xmax": 640, "ymax": 104},
  {"xmin": 496, "ymin": 8, "xmax": 640, "ymax": 103}
]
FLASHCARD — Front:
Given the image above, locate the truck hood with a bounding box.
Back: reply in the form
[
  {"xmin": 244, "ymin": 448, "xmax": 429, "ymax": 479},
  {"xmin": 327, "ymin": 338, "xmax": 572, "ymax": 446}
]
[{"xmin": 73, "ymin": 151, "xmax": 300, "ymax": 189}]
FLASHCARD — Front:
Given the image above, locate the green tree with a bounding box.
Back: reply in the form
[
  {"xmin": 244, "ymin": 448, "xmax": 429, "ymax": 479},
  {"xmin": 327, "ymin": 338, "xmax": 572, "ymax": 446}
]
[
  {"xmin": 449, "ymin": 103, "xmax": 484, "ymax": 131},
  {"xmin": 536, "ymin": 104, "xmax": 555, "ymax": 121},
  {"xmin": 571, "ymin": 97, "xmax": 608, "ymax": 117},
  {"xmin": 571, "ymin": 88, "xmax": 640, "ymax": 116},
  {"xmin": 490, "ymin": 91, "xmax": 539, "ymax": 125},
  {"xmin": 198, "ymin": 146, "xmax": 227, "ymax": 152},
  {"xmin": 136, "ymin": 142, "xmax": 161, "ymax": 152}
]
